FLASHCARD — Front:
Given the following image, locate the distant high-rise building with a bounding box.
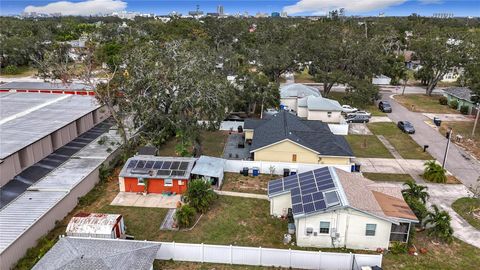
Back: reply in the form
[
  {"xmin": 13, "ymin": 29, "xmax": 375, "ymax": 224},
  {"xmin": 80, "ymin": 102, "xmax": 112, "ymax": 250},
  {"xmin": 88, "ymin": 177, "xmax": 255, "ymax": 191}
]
[
  {"xmin": 432, "ymin": 13, "xmax": 454, "ymax": 19},
  {"xmin": 271, "ymin": 12, "xmax": 280, "ymax": 17},
  {"xmin": 280, "ymin": 11, "xmax": 288, "ymax": 17},
  {"xmin": 217, "ymin": 5, "xmax": 224, "ymax": 15}
]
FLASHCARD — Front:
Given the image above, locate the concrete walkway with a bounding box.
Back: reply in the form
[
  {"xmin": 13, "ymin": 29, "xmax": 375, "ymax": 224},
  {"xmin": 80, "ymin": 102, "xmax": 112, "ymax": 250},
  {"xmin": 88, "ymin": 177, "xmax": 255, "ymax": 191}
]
[
  {"xmin": 422, "ymin": 113, "xmax": 474, "ymax": 122},
  {"xmin": 376, "ymin": 135, "xmax": 402, "ymax": 159},
  {"xmin": 160, "ymin": 209, "xmax": 178, "ymax": 231},
  {"xmin": 355, "ymin": 158, "xmax": 428, "ymax": 183},
  {"xmin": 215, "ymin": 190, "xmax": 268, "ymax": 200},
  {"xmin": 369, "ymin": 116, "xmax": 392, "ymax": 123},
  {"xmin": 111, "ymin": 192, "xmax": 181, "ymax": 208}
]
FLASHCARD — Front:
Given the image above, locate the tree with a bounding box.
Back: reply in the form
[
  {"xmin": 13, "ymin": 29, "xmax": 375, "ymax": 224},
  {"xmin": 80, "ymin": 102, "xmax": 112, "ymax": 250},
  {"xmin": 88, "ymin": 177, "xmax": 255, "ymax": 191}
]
[
  {"xmin": 32, "ymin": 42, "xmax": 75, "ymax": 83},
  {"xmin": 423, "ymin": 160, "xmax": 447, "ymax": 183},
  {"xmin": 343, "ymin": 80, "xmax": 380, "ymax": 108},
  {"xmin": 425, "ymin": 205, "xmax": 454, "ymax": 243},
  {"xmin": 402, "ymin": 180, "xmax": 430, "ymax": 204},
  {"xmin": 411, "ymin": 29, "xmax": 467, "ymax": 95},
  {"xmin": 184, "ymin": 179, "xmax": 217, "ymax": 214},
  {"xmin": 175, "ymin": 205, "xmax": 197, "ymax": 228},
  {"xmin": 234, "ymin": 71, "xmax": 279, "ymax": 114}
]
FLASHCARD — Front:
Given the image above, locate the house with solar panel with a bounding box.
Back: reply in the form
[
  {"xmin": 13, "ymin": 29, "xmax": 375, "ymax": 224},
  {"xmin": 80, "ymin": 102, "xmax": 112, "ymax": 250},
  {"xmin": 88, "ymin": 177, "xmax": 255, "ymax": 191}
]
[
  {"xmin": 119, "ymin": 157, "xmax": 196, "ymax": 194},
  {"xmin": 268, "ymin": 167, "xmax": 418, "ymax": 250},
  {"xmin": 244, "ymin": 110, "xmax": 353, "ymax": 164}
]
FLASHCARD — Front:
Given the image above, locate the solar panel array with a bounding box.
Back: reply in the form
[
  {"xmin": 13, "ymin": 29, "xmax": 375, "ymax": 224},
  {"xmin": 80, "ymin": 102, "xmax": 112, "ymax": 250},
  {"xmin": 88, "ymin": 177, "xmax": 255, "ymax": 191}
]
[
  {"xmin": 268, "ymin": 167, "xmax": 341, "ymax": 216},
  {"xmin": 126, "ymin": 159, "xmax": 191, "ymax": 178}
]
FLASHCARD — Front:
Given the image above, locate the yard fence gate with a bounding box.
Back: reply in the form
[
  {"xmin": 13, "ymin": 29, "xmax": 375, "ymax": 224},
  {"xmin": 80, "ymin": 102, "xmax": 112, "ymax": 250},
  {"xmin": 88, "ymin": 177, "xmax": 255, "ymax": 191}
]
[{"xmin": 156, "ymin": 241, "xmax": 382, "ymax": 270}]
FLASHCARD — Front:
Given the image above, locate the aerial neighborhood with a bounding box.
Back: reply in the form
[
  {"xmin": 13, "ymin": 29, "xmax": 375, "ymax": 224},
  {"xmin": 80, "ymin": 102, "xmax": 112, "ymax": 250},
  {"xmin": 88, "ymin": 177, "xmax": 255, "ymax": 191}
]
[{"xmin": 0, "ymin": 2, "xmax": 479, "ymax": 270}]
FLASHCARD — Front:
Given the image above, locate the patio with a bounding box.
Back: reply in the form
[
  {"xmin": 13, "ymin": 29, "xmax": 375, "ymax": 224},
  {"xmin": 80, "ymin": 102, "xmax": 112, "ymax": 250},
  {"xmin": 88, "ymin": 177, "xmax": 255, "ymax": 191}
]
[
  {"xmin": 111, "ymin": 192, "xmax": 181, "ymax": 208},
  {"xmin": 222, "ymin": 133, "xmax": 251, "ymax": 160}
]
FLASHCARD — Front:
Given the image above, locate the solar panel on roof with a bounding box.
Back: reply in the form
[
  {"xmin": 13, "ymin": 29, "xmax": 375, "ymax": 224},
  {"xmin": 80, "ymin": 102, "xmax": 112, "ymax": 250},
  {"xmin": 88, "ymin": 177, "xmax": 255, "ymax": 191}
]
[
  {"xmin": 136, "ymin": 160, "xmax": 146, "ymax": 168},
  {"xmin": 127, "ymin": 160, "xmax": 138, "ymax": 168},
  {"xmin": 161, "ymin": 161, "xmax": 172, "ymax": 169},
  {"xmin": 156, "ymin": 169, "xmax": 170, "ymax": 176},
  {"xmin": 144, "ymin": 161, "xmax": 155, "ymax": 169},
  {"xmin": 324, "ymin": 191, "xmax": 340, "ymax": 206},
  {"xmin": 179, "ymin": 162, "xmax": 189, "ymax": 170},
  {"xmin": 153, "ymin": 161, "xmax": 163, "ymax": 169},
  {"xmin": 171, "ymin": 170, "xmax": 186, "ymax": 176},
  {"xmin": 171, "ymin": 161, "xmax": 180, "ymax": 170},
  {"xmin": 291, "ymin": 187, "xmax": 300, "ymax": 196},
  {"xmin": 302, "ymin": 194, "xmax": 313, "ymax": 203},
  {"xmin": 314, "ymin": 200, "xmax": 326, "ymax": 211},
  {"xmin": 292, "ymin": 195, "xmax": 302, "ymax": 204},
  {"xmin": 318, "ymin": 182, "xmax": 335, "ymax": 190},
  {"xmin": 292, "ymin": 203, "xmax": 303, "ymax": 214},
  {"xmin": 312, "ymin": 191, "xmax": 324, "ymax": 201},
  {"xmin": 303, "ymin": 203, "xmax": 315, "ymax": 213}
]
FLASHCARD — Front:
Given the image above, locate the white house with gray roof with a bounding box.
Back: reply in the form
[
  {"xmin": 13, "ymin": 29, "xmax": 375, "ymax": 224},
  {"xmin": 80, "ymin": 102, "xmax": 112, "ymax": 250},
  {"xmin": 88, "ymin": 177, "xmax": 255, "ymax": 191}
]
[
  {"xmin": 268, "ymin": 167, "xmax": 418, "ymax": 250},
  {"xmin": 297, "ymin": 95, "xmax": 343, "ymax": 123},
  {"xmin": 280, "ymin": 83, "xmax": 320, "ymax": 110}
]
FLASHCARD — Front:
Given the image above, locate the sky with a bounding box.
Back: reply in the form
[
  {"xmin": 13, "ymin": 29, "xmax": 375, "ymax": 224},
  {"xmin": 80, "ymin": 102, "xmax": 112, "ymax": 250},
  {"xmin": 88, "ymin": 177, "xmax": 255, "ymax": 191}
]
[{"xmin": 1, "ymin": 0, "xmax": 479, "ymax": 17}]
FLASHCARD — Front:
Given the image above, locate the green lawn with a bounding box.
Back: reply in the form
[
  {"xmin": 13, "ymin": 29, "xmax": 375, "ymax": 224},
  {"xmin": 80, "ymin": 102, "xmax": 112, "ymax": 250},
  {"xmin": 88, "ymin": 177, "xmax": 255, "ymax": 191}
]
[
  {"xmin": 394, "ymin": 94, "xmax": 459, "ymax": 114},
  {"xmin": 345, "ymin": 135, "xmax": 394, "ymax": 158},
  {"xmin": 363, "ymin": 173, "xmax": 414, "ymax": 182},
  {"xmin": 328, "ymin": 92, "xmax": 386, "ymax": 116},
  {"xmin": 0, "ymin": 66, "xmax": 37, "ymax": 78},
  {"xmin": 439, "ymin": 121, "xmax": 480, "ymax": 160},
  {"xmin": 452, "ymin": 197, "xmax": 480, "ymax": 230},
  {"xmin": 367, "ymin": 123, "xmax": 434, "ymax": 160},
  {"xmin": 158, "ymin": 130, "xmax": 228, "ymax": 157}
]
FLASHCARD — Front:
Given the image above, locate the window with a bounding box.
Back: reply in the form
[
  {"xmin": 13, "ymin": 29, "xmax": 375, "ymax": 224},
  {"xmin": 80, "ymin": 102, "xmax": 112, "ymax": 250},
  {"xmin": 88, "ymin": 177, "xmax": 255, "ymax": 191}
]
[
  {"xmin": 164, "ymin": 178, "xmax": 173, "ymax": 187},
  {"xmin": 178, "ymin": 180, "xmax": 184, "ymax": 186},
  {"xmin": 306, "ymin": 227, "xmax": 313, "ymax": 235},
  {"xmin": 292, "ymin": 154, "xmax": 297, "ymax": 162},
  {"xmin": 327, "ymin": 112, "xmax": 332, "ymax": 117},
  {"xmin": 366, "ymin": 224, "xmax": 377, "ymax": 236},
  {"xmin": 320, "ymin": 222, "xmax": 330, "ymax": 234},
  {"xmin": 137, "ymin": 178, "xmax": 145, "ymax": 186}
]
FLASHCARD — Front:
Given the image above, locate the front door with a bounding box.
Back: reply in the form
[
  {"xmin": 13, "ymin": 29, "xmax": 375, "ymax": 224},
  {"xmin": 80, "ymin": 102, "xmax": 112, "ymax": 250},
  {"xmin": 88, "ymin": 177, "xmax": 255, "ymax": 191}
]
[{"xmin": 292, "ymin": 154, "xmax": 297, "ymax": 162}]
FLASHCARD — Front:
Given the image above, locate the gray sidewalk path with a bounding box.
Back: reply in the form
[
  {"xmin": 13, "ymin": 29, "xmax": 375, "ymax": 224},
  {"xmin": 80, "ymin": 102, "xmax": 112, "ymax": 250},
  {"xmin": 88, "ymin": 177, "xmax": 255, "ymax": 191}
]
[
  {"xmin": 215, "ymin": 190, "xmax": 268, "ymax": 200},
  {"xmin": 376, "ymin": 135, "xmax": 402, "ymax": 159}
]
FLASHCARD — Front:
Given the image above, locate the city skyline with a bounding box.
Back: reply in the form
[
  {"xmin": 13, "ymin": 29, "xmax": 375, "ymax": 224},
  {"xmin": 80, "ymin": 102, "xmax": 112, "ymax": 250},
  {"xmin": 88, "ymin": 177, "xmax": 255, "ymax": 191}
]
[{"xmin": 2, "ymin": 0, "xmax": 479, "ymax": 17}]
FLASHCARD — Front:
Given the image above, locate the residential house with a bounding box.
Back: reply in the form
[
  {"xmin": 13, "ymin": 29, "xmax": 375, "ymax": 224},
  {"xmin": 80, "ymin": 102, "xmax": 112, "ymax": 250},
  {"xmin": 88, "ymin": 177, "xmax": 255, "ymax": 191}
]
[
  {"xmin": 442, "ymin": 67, "xmax": 464, "ymax": 82},
  {"xmin": 244, "ymin": 111, "xmax": 353, "ymax": 164},
  {"xmin": 118, "ymin": 156, "xmax": 196, "ymax": 194},
  {"xmin": 32, "ymin": 237, "xmax": 160, "ymax": 270},
  {"xmin": 268, "ymin": 167, "xmax": 418, "ymax": 250},
  {"xmin": 190, "ymin": 155, "xmax": 226, "ymax": 188},
  {"xmin": 444, "ymin": 87, "xmax": 478, "ymax": 114},
  {"xmin": 280, "ymin": 83, "xmax": 320, "ymax": 110},
  {"xmin": 372, "ymin": 75, "xmax": 392, "ymax": 85},
  {"xmin": 297, "ymin": 95, "xmax": 343, "ymax": 123},
  {"xmin": 66, "ymin": 213, "xmax": 125, "ymax": 239}
]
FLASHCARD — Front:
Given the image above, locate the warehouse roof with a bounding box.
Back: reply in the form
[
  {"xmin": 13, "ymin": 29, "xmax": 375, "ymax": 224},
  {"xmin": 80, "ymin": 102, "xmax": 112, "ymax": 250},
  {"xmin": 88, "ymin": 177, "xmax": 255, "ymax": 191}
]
[
  {"xmin": 0, "ymin": 92, "xmax": 101, "ymax": 159},
  {"xmin": 0, "ymin": 81, "xmax": 92, "ymax": 91},
  {"xmin": 32, "ymin": 237, "xmax": 160, "ymax": 270}
]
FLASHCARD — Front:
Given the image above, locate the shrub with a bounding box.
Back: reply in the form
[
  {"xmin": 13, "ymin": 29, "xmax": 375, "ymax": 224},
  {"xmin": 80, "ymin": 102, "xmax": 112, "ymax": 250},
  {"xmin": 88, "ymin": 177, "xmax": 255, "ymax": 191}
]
[
  {"xmin": 390, "ymin": 242, "xmax": 408, "ymax": 254},
  {"xmin": 3, "ymin": 65, "xmax": 19, "ymax": 75},
  {"xmin": 423, "ymin": 160, "xmax": 447, "ymax": 183},
  {"xmin": 185, "ymin": 179, "xmax": 218, "ymax": 213},
  {"xmin": 405, "ymin": 196, "xmax": 429, "ymax": 223},
  {"xmin": 460, "ymin": 105, "xmax": 469, "ymax": 115},
  {"xmin": 449, "ymin": 99, "xmax": 459, "ymax": 109},
  {"xmin": 175, "ymin": 205, "xmax": 196, "ymax": 228},
  {"xmin": 425, "ymin": 205, "xmax": 454, "ymax": 243},
  {"xmin": 438, "ymin": 96, "xmax": 448, "ymax": 105}
]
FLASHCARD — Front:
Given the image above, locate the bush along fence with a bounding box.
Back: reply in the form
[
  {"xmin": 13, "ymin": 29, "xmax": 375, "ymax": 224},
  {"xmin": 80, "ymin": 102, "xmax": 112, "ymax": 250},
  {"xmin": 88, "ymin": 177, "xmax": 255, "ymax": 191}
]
[{"xmin": 156, "ymin": 241, "xmax": 383, "ymax": 270}]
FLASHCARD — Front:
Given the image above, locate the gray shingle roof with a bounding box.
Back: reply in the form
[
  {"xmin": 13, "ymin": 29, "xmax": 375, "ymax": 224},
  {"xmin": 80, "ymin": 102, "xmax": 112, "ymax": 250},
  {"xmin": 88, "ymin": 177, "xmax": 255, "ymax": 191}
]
[
  {"xmin": 246, "ymin": 111, "xmax": 353, "ymax": 157},
  {"xmin": 32, "ymin": 237, "xmax": 160, "ymax": 270},
  {"xmin": 444, "ymin": 87, "xmax": 473, "ymax": 102}
]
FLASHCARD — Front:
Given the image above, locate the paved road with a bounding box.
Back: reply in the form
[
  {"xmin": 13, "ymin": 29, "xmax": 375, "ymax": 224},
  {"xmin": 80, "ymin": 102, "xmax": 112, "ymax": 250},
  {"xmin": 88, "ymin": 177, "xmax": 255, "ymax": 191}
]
[{"xmin": 381, "ymin": 92, "xmax": 480, "ymax": 187}]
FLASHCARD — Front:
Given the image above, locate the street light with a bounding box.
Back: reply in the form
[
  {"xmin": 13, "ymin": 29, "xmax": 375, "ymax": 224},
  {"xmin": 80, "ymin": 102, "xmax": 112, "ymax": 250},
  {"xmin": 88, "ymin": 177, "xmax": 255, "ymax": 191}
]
[{"xmin": 442, "ymin": 127, "xmax": 453, "ymax": 169}]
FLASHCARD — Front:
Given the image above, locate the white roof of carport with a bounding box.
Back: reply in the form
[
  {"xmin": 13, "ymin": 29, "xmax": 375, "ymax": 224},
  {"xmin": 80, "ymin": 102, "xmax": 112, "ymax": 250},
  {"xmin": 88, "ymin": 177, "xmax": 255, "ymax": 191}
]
[{"xmin": 191, "ymin": 156, "xmax": 226, "ymax": 178}]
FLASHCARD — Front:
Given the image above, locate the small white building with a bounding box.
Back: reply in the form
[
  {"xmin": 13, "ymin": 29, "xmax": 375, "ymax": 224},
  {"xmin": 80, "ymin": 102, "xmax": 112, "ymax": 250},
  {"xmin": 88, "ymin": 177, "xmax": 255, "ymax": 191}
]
[
  {"xmin": 280, "ymin": 83, "xmax": 320, "ymax": 110},
  {"xmin": 66, "ymin": 213, "xmax": 125, "ymax": 239},
  {"xmin": 191, "ymin": 155, "xmax": 226, "ymax": 188},
  {"xmin": 372, "ymin": 75, "xmax": 392, "ymax": 85},
  {"xmin": 268, "ymin": 167, "xmax": 417, "ymax": 250},
  {"xmin": 297, "ymin": 96, "xmax": 343, "ymax": 123}
]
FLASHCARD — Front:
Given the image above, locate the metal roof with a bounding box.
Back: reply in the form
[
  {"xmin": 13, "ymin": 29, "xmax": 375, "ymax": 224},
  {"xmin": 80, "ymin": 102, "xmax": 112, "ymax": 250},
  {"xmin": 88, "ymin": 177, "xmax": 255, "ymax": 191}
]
[
  {"xmin": 280, "ymin": 83, "xmax": 320, "ymax": 99},
  {"xmin": 0, "ymin": 81, "xmax": 92, "ymax": 91},
  {"xmin": 66, "ymin": 213, "xmax": 122, "ymax": 236},
  {"xmin": 190, "ymin": 155, "xmax": 225, "ymax": 178},
  {"xmin": 0, "ymin": 92, "xmax": 101, "ymax": 159},
  {"xmin": 119, "ymin": 156, "xmax": 196, "ymax": 179},
  {"xmin": 298, "ymin": 96, "xmax": 343, "ymax": 111}
]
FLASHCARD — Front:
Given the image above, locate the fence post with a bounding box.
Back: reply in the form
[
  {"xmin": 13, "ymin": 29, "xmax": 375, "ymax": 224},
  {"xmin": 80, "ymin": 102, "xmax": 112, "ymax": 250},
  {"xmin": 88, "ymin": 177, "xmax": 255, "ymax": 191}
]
[
  {"xmin": 173, "ymin": 241, "xmax": 175, "ymax": 261},
  {"xmin": 230, "ymin": 244, "xmax": 233, "ymax": 265},
  {"xmin": 318, "ymin": 250, "xmax": 322, "ymax": 269},
  {"xmin": 350, "ymin": 252, "xmax": 353, "ymax": 270},
  {"xmin": 289, "ymin": 248, "xmax": 292, "ymax": 268},
  {"xmin": 259, "ymin": 246, "xmax": 262, "ymax": 266},
  {"xmin": 201, "ymin": 243, "xmax": 204, "ymax": 263}
]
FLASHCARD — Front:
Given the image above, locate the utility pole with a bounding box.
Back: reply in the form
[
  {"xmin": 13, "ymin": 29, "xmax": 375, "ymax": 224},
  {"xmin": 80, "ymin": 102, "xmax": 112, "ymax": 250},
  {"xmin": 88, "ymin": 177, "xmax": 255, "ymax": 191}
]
[
  {"xmin": 442, "ymin": 128, "xmax": 452, "ymax": 169},
  {"xmin": 472, "ymin": 103, "xmax": 479, "ymax": 137}
]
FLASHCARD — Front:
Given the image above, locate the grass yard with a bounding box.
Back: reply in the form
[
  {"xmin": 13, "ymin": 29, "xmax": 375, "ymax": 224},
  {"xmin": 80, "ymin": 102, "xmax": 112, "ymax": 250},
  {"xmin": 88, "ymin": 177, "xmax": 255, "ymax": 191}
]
[
  {"xmin": 439, "ymin": 121, "xmax": 480, "ymax": 160},
  {"xmin": 0, "ymin": 66, "xmax": 37, "ymax": 78},
  {"xmin": 294, "ymin": 69, "xmax": 315, "ymax": 83},
  {"xmin": 394, "ymin": 94, "xmax": 459, "ymax": 114},
  {"xmin": 367, "ymin": 123, "xmax": 434, "ymax": 160},
  {"xmin": 452, "ymin": 197, "xmax": 480, "ymax": 230},
  {"xmin": 158, "ymin": 130, "xmax": 229, "ymax": 157},
  {"xmin": 345, "ymin": 135, "xmax": 393, "ymax": 158},
  {"xmin": 221, "ymin": 172, "xmax": 278, "ymax": 194},
  {"xmin": 363, "ymin": 173, "xmax": 414, "ymax": 182},
  {"xmin": 382, "ymin": 231, "xmax": 480, "ymax": 270},
  {"xmin": 328, "ymin": 92, "xmax": 386, "ymax": 116}
]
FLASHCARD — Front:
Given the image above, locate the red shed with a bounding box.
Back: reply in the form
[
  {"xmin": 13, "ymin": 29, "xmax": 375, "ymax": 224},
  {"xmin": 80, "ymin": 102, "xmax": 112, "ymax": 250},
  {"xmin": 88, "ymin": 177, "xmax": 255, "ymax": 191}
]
[{"xmin": 118, "ymin": 156, "xmax": 196, "ymax": 194}]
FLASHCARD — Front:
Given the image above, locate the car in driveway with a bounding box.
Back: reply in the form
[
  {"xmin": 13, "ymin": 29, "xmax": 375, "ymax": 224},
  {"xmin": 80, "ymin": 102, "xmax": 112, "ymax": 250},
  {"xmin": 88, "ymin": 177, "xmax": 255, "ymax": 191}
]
[
  {"xmin": 342, "ymin": 105, "xmax": 358, "ymax": 113},
  {"xmin": 345, "ymin": 114, "xmax": 370, "ymax": 123},
  {"xmin": 347, "ymin": 110, "xmax": 372, "ymax": 118},
  {"xmin": 397, "ymin": 121, "xmax": 415, "ymax": 134},
  {"xmin": 378, "ymin": 101, "xmax": 392, "ymax": 113}
]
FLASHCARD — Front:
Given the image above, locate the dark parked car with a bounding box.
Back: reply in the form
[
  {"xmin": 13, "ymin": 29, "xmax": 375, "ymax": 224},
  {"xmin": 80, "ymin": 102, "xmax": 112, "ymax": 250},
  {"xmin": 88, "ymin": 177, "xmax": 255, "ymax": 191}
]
[
  {"xmin": 346, "ymin": 114, "xmax": 370, "ymax": 123},
  {"xmin": 378, "ymin": 101, "xmax": 392, "ymax": 113},
  {"xmin": 397, "ymin": 121, "xmax": 415, "ymax": 134},
  {"xmin": 224, "ymin": 114, "xmax": 244, "ymax": 122}
]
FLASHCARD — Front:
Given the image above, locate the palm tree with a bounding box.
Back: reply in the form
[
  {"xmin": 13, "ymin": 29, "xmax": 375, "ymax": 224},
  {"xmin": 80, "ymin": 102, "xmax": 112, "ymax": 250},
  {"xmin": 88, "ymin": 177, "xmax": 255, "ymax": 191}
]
[
  {"xmin": 402, "ymin": 180, "xmax": 430, "ymax": 204},
  {"xmin": 423, "ymin": 160, "xmax": 447, "ymax": 183},
  {"xmin": 175, "ymin": 205, "xmax": 196, "ymax": 228},
  {"xmin": 424, "ymin": 205, "xmax": 453, "ymax": 243}
]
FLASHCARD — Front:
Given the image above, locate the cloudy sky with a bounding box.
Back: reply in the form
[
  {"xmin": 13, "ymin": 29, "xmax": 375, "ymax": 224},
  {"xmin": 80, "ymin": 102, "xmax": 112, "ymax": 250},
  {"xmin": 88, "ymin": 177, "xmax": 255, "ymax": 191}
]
[{"xmin": 1, "ymin": 0, "xmax": 478, "ymax": 16}]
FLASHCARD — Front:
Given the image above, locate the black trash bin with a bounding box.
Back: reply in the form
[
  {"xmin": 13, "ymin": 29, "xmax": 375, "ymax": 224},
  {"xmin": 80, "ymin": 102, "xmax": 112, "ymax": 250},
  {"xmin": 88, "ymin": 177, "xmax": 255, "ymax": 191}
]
[
  {"xmin": 354, "ymin": 163, "xmax": 361, "ymax": 172},
  {"xmin": 283, "ymin": 168, "xmax": 290, "ymax": 177},
  {"xmin": 433, "ymin": 117, "xmax": 442, "ymax": 127},
  {"xmin": 242, "ymin": 167, "xmax": 249, "ymax": 176},
  {"xmin": 238, "ymin": 125, "xmax": 243, "ymax": 133}
]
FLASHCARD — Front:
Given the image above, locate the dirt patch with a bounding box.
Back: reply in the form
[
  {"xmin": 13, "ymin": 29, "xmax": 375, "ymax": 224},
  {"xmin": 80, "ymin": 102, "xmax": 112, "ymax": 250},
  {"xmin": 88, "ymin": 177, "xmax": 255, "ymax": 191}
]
[{"xmin": 221, "ymin": 172, "xmax": 278, "ymax": 194}]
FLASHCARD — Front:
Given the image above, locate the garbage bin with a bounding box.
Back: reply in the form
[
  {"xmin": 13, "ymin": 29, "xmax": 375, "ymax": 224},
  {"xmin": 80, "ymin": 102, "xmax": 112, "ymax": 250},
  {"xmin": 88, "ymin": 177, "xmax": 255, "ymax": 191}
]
[
  {"xmin": 354, "ymin": 163, "xmax": 361, "ymax": 172},
  {"xmin": 242, "ymin": 167, "xmax": 249, "ymax": 176},
  {"xmin": 283, "ymin": 168, "xmax": 290, "ymax": 177},
  {"xmin": 237, "ymin": 125, "xmax": 243, "ymax": 133},
  {"xmin": 252, "ymin": 167, "xmax": 259, "ymax": 176},
  {"xmin": 290, "ymin": 169, "xmax": 297, "ymax": 176},
  {"xmin": 433, "ymin": 117, "xmax": 442, "ymax": 127},
  {"xmin": 351, "ymin": 164, "xmax": 356, "ymax": 172}
]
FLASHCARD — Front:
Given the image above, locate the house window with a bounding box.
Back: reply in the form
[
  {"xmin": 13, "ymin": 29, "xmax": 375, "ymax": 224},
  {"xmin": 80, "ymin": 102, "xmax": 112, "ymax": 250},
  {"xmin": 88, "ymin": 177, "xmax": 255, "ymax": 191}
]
[
  {"xmin": 164, "ymin": 178, "xmax": 173, "ymax": 187},
  {"xmin": 366, "ymin": 224, "xmax": 377, "ymax": 236},
  {"xmin": 137, "ymin": 178, "xmax": 145, "ymax": 186},
  {"xmin": 292, "ymin": 154, "xmax": 297, "ymax": 162},
  {"xmin": 320, "ymin": 222, "xmax": 330, "ymax": 234},
  {"xmin": 178, "ymin": 180, "xmax": 184, "ymax": 186},
  {"xmin": 327, "ymin": 112, "xmax": 332, "ymax": 117}
]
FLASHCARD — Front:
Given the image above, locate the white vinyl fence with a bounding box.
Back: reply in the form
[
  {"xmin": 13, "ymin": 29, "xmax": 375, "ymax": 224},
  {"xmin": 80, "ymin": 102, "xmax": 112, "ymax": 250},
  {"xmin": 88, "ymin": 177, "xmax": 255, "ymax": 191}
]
[
  {"xmin": 156, "ymin": 242, "xmax": 382, "ymax": 270},
  {"xmin": 224, "ymin": 159, "xmax": 353, "ymax": 175}
]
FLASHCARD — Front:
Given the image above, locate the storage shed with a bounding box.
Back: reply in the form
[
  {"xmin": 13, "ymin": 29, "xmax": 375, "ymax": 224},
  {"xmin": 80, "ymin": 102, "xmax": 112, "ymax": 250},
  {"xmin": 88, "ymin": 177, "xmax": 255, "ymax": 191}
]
[
  {"xmin": 66, "ymin": 213, "xmax": 125, "ymax": 239},
  {"xmin": 190, "ymin": 155, "xmax": 226, "ymax": 188}
]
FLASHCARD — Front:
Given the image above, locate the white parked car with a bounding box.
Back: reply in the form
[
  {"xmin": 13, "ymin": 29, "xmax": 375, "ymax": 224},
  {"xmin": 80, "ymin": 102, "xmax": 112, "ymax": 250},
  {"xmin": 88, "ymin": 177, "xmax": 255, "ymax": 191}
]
[
  {"xmin": 342, "ymin": 105, "xmax": 358, "ymax": 113},
  {"xmin": 347, "ymin": 110, "xmax": 372, "ymax": 118}
]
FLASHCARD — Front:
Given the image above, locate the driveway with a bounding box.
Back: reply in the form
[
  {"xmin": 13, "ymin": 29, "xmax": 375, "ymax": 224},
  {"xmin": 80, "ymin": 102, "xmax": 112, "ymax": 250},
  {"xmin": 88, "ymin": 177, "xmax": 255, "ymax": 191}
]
[
  {"xmin": 382, "ymin": 92, "xmax": 480, "ymax": 187},
  {"xmin": 355, "ymin": 158, "xmax": 426, "ymax": 178}
]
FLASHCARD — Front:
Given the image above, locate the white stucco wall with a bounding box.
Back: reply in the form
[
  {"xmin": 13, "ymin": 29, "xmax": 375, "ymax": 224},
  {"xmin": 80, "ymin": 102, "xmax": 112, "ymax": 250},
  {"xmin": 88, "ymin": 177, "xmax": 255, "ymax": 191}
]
[
  {"xmin": 307, "ymin": 110, "xmax": 343, "ymax": 123},
  {"xmin": 280, "ymin": 98, "xmax": 297, "ymax": 111},
  {"xmin": 270, "ymin": 193, "xmax": 292, "ymax": 217},
  {"xmin": 295, "ymin": 208, "xmax": 392, "ymax": 250},
  {"xmin": 297, "ymin": 107, "xmax": 308, "ymax": 118}
]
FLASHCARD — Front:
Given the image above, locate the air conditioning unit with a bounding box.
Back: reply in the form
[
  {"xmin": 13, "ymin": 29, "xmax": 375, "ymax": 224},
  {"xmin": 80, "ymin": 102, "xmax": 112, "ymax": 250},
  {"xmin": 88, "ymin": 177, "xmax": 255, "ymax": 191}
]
[
  {"xmin": 330, "ymin": 228, "xmax": 337, "ymax": 238},
  {"xmin": 313, "ymin": 232, "xmax": 318, "ymax": 236}
]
